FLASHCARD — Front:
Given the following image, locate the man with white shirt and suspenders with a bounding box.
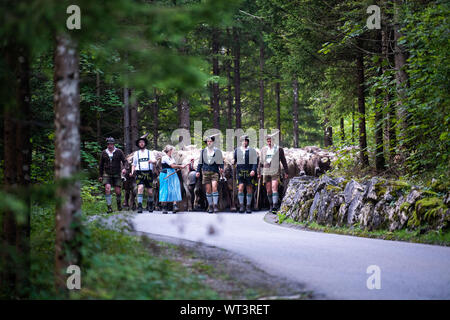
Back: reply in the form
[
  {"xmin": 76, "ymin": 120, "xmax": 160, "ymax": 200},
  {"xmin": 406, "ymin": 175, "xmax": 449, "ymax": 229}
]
[{"xmin": 130, "ymin": 136, "xmax": 157, "ymax": 213}]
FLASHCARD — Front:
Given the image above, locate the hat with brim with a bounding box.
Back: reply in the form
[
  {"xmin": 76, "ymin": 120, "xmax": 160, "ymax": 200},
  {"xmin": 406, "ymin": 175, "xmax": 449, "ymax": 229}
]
[
  {"xmin": 135, "ymin": 133, "xmax": 149, "ymax": 147},
  {"xmin": 240, "ymin": 135, "xmax": 250, "ymax": 142},
  {"xmin": 204, "ymin": 133, "xmax": 220, "ymax": 143}
]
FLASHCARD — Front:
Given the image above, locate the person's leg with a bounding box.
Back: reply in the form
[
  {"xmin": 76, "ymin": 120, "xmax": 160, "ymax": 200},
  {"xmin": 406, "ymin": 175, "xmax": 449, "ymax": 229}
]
[
  {"xmin": 271, "ymin": 179, "xmax": 279, "ymax": 212},
  {"xmin": 115, "ymin": 185, "xmax": 122, "ymax": 211},
  {"xmin": 265, "ymin": 180, "xmax": 273, "ymax": 211},
  {"xmin": 146, "ymin": 185, "xmax": 154, "ymax": 212},
  {"xmin": 205, "ymin": 183, "xmax": 213, "ymax": 213},
  {"xmin": 246, "ymin": 184, "xmax": 253, "ymax": 213},
  {"xmin": 137, "ymin": 184, "xmax": 144, "ymax": 213},
  {"xmin": 211, "ymin": 179, "xmax": 219, "ymax": 213},
  {"xmin": 238, "ymin": 183, "xmax": 245, "ymax": 213},
  {"xmin": 105, "ymin": 183, "xmax": 112, "ymax": 213}
]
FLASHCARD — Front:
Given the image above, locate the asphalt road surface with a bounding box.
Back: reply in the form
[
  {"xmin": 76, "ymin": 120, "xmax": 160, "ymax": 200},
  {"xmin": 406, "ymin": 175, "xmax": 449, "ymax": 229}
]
[{"xmin": 132, "ymin": 210, "xmax": 450, "ymax": 299}]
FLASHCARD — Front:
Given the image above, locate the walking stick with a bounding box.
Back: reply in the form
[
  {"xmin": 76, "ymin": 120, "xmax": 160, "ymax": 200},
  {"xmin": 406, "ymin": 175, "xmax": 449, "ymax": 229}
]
[
  {"xmin": 255, "ymin": 174, "xmax": 261, "ymax": 211},
  {"xmin": 232, "ymin": 164, "xmax": 236, "ymax": 211}
]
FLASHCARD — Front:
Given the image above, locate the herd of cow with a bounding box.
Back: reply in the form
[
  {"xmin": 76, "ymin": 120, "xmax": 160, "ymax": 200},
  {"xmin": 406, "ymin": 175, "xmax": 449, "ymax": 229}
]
[{"xmin": 121, "ymin": 145, "xmax": 336, "ymax": 212}]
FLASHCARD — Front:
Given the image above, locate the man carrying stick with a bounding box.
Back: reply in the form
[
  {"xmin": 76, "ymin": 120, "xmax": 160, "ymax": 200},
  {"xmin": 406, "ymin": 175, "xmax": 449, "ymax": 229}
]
[{"xmin": 234, "ymin": 135, "xmax": 258, "ymax": 213}]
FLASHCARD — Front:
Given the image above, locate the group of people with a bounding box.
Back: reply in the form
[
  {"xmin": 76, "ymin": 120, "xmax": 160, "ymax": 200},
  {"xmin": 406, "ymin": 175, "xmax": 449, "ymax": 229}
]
[{"xmin": 98, "ymin": 132, "xmax": 289, "ymax": 215}]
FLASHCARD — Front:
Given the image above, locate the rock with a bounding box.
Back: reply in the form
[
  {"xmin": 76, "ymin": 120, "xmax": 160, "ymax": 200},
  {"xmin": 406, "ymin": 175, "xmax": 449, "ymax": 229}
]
[
  {"xmin": 359, "ymin": 202, "xmax": 375, "ymax": 229},
  {"xmin": 344, "ymin": 179, "xmax": 365, "ymax": 204},
  {"xmin": 364, "ymin": 177, "xmax": 379, "ymax": 201}
]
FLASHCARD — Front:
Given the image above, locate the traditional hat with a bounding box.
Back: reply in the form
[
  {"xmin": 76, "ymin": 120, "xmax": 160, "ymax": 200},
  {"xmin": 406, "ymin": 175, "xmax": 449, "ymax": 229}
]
[
  {"xmin": 106, "ymin": 137, "xmax": 115, "ymax": 144},
  {"xmin": 239, "ymin": 135, "xmax": 250, "ymax": 142},
  {"xmin": 135, "ymin": 133, "xmax": 149, "ymax": 147},
  {"xmin": 265, "ymin": 131, "xmax": 279, "ymax": 140},
  {"xmin": 204, "ymin": 133, "xmax": 220, "ymax": 142}
]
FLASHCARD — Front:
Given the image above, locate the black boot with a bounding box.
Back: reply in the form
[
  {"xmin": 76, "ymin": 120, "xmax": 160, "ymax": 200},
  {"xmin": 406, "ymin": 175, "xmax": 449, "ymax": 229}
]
[
  {"xmin": 162, "ymin": 203, "xmax": 168, "ymax": 214},
  {"xmin": 271, "ymin": 203, "xmax": 279, "ymax": 214},
  {"xmin": 246, "ymin": 204, "xmax": 252, "ymax": 214},
  {"xmin": 137, "ymin": 203, "xmax": 143, "ymax": 213},
  {"xmin": 172, "ymin": 203, "xmax": 178, "ymax": 214},
  {"xmin": 213, "ymin": 204, "xmax": 219, "ymax": 213},
  {"xmin": 117, "ymin": 200, "xmax": 122, "ymax": 212},
  {"xmin": 267, "ymin": 195, "xmax": 273, "ymax": 213},
  {"xmin": 207, "ymin": 205, "xmax": 214, "ymax": 214},
  {"xmin": 239, "ymin": 204, "xmax": 245, "ymax": 213},
  {"xmin": 146, "ymin": 201, "xmax": 153, "ymax": 213},
  {"xmin": 107, "ymin": 205, "xmax": 113, "ymax": 214}
]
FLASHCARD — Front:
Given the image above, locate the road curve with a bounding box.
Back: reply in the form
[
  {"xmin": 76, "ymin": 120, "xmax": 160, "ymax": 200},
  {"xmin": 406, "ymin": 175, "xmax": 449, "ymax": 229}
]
[{"xmin": 132, "ymin": 211, "xmax": 450, "ymax": 299}]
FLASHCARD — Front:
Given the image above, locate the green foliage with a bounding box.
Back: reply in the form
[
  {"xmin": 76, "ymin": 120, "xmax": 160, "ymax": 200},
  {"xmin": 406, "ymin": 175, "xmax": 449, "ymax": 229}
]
[{"xmin": 29, "ymin": 197, "xmax": 221, "ymax": 299}]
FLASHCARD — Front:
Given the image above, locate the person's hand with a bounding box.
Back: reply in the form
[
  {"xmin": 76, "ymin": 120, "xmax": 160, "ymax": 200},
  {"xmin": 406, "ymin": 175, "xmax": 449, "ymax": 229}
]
[
  {"xmin": 129, "ymin": 172, "xmax": 133, "ymax": 177},
  {"xmin": 98, "ymin": 176, "xmax": 103, "ymax": 182},
  {"xmin": 219, "ymin": 168, "xmax": 224, "ymax": 174},
  {"xmin": 284, "ymin": 173, "xmax": 289, "ymax": 179},
  {"xmin": 250, "ymin": 170, "xmax": 255, "ymax": 177},
  {"xmin": 196, "ymin": 172, "xmax": 200, "ymax": 178},
  {"xmin": 257, "ymin": 174, "xmax": 261, "ymax": 179},
  {"xmin": 122, "ymin": 169, "xmax": 126, "ymax": 175}
]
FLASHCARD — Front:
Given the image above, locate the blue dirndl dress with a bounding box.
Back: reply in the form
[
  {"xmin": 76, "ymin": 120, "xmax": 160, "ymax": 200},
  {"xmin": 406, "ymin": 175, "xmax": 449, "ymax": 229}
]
[{"xmin": 159, "ymin": 166, "xmax": 182, "ymax": 202}]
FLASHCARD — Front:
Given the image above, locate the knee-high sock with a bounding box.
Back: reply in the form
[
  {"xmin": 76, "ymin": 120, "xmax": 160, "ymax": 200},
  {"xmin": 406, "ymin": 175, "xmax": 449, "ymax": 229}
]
[
  {"xmin": 267, "ymin": 192, "xmax": 273, "ymax": 205},
  {"xmin": 212, "ymin": 192, "xmax": 219, "ymax": 205},
  {"xmin": 238, "ymin": 192, "xmax": 245, "ymax": 206},
  {"xmin": 105, "ymin": 194, "xmax": 112, "ymax": 206},
  {"xmin": 137, "ymin": 194, "xmax": 143, "ymax": 204},
  {"xmin": 206, "ymin": 193, "xmax": 213, "ymax": 206},
  {"xmin": 272, "ymin": 192, "xmax": 279, "ymax": 205},
  {"xmin": 246, "ymin": 193, "xmax": 253, "ymax": 206}
]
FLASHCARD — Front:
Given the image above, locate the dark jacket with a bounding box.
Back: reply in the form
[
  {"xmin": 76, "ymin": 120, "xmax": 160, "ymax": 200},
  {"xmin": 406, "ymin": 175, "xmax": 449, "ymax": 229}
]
[
  {"xmin": 99, "ymin": 148, "xmax": 126, "ymax": 176},
  {"xmin": 234, "ymin": 147, "xmax": 258, "ymax": 173},
  {"xmin": 196, "ymin": 148, "xmax": 224, "ymax": 173}
]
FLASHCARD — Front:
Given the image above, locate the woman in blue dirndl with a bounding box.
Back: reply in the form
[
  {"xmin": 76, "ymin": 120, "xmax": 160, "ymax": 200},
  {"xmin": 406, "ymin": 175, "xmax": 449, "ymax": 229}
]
[{"xmin": 159, "ymin": 145, "xmax": 186, "ymax": 214}]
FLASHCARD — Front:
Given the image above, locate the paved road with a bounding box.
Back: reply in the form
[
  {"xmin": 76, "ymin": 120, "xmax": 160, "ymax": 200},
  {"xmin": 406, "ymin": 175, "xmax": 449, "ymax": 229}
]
[{"xmin": 132, "ymin": 211, "xmax": 450, "ymax": 299}]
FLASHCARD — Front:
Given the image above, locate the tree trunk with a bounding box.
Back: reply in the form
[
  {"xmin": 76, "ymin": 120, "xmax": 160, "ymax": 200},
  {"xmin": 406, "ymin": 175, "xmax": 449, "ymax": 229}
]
[
  {"xmin": 96, "ymin": 72, "xmax": 101, "ymax": 146},
  {"xmin": 292, "ymin": 77, "xmax": 299, "ymax": 148},
  {"xmin": 382, "ymin": 23, "xmax": 397, "ymax": 162},
  {"xmin": 179, "ymin": 94, "xmax": 190, "ymax": 143},
  {"xmin": 233, "ymin": 27, "xmax": 242, "ymax": 129},
  {"xmin": 211, "ymin": 28, "xmax": 220, "ymax": 129},
  {"xmin": 226, "ymin": 34, "xmax": 233, "ymax": 129},
  {"xmin": 54, "ymin": 33, "xmax": 82, "ymax": 293},
  {"xmin": 123, "ymin": 87, "xmax": 130, "ymax": 154},
  {"xmin": 375, "ymin": 31, "xmax": 386, "ymax": 172},
  {"xmin": 275, "ymin": 80, "xmax": 281, "ymax": 142},
  {"xmin": 1, "ymin": 43, "xmax": 31, "ymax": 299},
  {"xmin": 130, "ymin": 89, "xmax": 139, "ymax": 152},
  {"xmin": 324, "ymin": 104, "xmax": 333, "ymax": 147},
  {"xmin": 394, "ymin": 0, "xmax": 409, "ymax": 149},
  {"xmin": 259, "ymin": 39, "xmax": 264, "ymax": 130},
  {"xmin": 356, "ymin": 51, "xmax": 369, "ymax": 166},
  {"xmin": 153, "ymin": 89, "xmax": 159, "ymax": 149},
  {"xmin": 340, "ymin": 117, "xmax": 345, "ymax": 143},
  {"xmin": 352, "ymin": 105, "xmax": 355, "ymax": 144}
]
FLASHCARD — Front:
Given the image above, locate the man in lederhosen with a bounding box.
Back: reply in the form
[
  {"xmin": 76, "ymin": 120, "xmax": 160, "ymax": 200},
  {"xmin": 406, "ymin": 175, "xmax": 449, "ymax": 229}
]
[
  {"xmin": 234, "ymin": 135, "xmax": 258, "ymax": 213},
  {"xmin": 195, "ymin": 134, "xmax": 224, "ymax": 214},
  {"xmin": 98, "ymin": 137, "xmax": 127, "ymax": 213},
  {"xmin": 258, "ymin": 132, "xmax": 289, "ymax": 214},
  {"xmin": 130, "ymin": 136, "xmax": 157, "ymax": 213}
]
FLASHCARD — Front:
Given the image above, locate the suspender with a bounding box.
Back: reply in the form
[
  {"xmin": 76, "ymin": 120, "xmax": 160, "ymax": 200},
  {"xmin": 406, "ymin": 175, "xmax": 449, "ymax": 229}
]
[{"xmin": 137, "ymin": 150, "xmax": 151, "ymax": 171}]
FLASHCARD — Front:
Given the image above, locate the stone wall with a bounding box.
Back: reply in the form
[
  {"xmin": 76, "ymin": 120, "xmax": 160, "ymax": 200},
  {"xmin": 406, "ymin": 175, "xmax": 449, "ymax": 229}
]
[{"xmin": 280, "ymin": 175, "xmax": 449, "ymax": 232}]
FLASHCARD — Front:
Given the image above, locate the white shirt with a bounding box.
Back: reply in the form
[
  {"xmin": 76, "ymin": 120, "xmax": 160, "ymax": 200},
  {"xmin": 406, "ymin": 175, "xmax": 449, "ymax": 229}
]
[
  {"xmin": 132, "ymin": 149, "xmax": 156, "ymax": 171},
  {"xmin": 105, "ymin": 147, "xmax": 116, "ymax": 161},
  {"xmin": 265, "ymin": 145, "xmax": 278, "ymax": 164},
  {"xmin": 162, "ymin": 155, "xmax": 175, "ymax": 166}
]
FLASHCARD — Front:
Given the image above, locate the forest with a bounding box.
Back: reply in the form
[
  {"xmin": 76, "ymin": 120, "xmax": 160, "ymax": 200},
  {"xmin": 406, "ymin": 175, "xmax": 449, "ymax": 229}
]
[{"xmin": 0, "ymin": 0, "xmax": 448, "ymax": 299}]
